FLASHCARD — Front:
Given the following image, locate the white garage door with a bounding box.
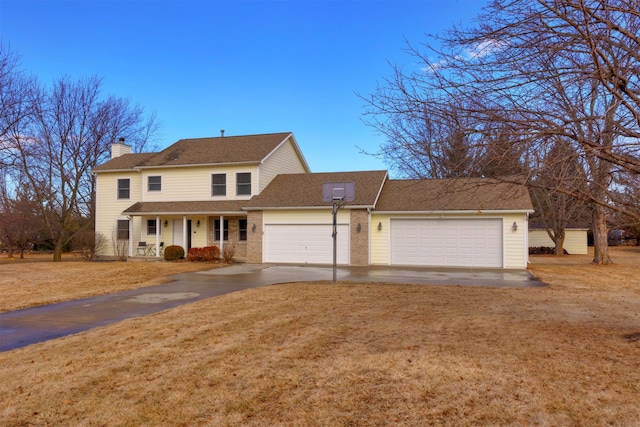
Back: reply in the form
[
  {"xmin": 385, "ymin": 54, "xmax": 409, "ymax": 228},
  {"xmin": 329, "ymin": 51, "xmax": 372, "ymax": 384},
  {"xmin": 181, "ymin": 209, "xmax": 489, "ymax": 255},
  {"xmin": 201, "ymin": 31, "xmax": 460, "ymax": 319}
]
[
  {"xmin": 391, "ymin": 219, "xmax": 503, "ymax": 268},
  {"xmin": 264, "ymin": 224, "xmax": 349, "ymax": 264}
]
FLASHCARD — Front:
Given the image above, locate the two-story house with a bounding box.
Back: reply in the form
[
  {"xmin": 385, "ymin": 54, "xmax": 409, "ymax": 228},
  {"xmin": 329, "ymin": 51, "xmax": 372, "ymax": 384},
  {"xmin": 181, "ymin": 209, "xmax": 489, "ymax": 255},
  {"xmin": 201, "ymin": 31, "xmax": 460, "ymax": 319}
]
[
  {"xmin": 94, "ymin": 132, "xmax": 534, "ymax": 268},
  {"xmin": 94, "ymin": 132, "xmax": 309, "ymax": 260}
]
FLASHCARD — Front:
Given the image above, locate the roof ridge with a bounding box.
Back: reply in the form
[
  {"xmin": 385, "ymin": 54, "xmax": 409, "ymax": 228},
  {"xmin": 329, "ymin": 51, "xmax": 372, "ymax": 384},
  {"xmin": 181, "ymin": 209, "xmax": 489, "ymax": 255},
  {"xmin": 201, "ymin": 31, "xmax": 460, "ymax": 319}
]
[{"xmin": 174, "ymin": 131, "xmax": 292, "ymax": 142}]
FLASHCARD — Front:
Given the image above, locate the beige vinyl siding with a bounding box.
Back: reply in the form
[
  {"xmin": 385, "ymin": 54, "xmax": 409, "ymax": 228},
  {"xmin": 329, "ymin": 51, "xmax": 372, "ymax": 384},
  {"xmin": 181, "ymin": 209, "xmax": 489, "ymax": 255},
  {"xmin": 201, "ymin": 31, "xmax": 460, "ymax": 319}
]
[
  {"xmin": 529, "ymin": 229, "xmax": 588, "ymax": 254},
  {"xmin": 370, "ymin": 213, "xmax": 529, "ymax": 268},
  {"xmin": 95, "ymin": 172, "xmax": 143, "ymax": 256},
  {"xmin": 502, "ymin": 213, "xmax": 528, "ymax": 268},
  {"xmin": 370, "ymin": 215, "xmax": 390, "ymax": 265},
  {"xmin": 139, "ymin": 165, "xmax": 259, "ymax": 202},
  {"xmin": 263, "ymin": 209, "xmax": 350, "ymax": 225},
  {"xmin": 191, "ymin": 216, "xmax": 208, "ymax": 248},
  {"xmin": 259, "ymin": 138, "xmax": 308, "ymax": 192}
]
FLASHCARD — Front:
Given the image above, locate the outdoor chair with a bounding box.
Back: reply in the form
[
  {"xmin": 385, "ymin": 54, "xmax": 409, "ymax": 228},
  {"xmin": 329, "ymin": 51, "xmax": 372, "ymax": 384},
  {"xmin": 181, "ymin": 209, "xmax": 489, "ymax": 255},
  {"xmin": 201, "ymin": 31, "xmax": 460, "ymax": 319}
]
[
  {"xmin": 136, "ymin": 241, "xmax": 147, "ymax": 256},
  {"xmin": 158, "ymin": 242, "xmax": 164, "ymax": 256}
]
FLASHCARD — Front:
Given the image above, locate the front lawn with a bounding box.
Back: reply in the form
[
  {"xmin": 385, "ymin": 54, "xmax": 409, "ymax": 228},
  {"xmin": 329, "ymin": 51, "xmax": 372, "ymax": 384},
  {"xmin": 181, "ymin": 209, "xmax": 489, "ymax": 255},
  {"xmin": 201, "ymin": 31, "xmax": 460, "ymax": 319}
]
[{"xmin": 0, "ymin": 248, "xmax": 638, "ymax": 425}]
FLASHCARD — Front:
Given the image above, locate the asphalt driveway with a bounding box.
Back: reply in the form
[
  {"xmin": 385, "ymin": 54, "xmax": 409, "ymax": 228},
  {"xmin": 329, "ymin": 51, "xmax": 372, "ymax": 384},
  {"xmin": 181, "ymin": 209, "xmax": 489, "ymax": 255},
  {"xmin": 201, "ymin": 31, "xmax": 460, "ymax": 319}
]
[{"xmin": 0, "ymin": 264, "xmax": 543, "ymax": 352}]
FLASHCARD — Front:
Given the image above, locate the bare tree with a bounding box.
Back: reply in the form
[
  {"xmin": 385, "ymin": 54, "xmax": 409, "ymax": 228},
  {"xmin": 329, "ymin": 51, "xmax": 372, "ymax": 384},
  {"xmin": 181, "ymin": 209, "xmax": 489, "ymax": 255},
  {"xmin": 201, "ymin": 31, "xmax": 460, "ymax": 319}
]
[
  {"xmin": 0, "ymin": 45, "xmax": 34, "ymax": 136},
  {"xmin": 6, "ymin": 75, "xmax": 157, "ymax": 261},
  {"xmin": 0, "ymin": 44, "xmax": 37, "ymax": 166},
  {"xmin": 367, "ymin": 99, "xmax": 483, "ymax": 179},
  {"xmin": 362, "ymin": 0, "xmax": 640, "ymax": 264},
  {"xmin": 529, "ymin": 141, "xmax": 590, "ymax": 254},
  {"xmin": 0, "ymin": 181, "xmax": 42, "ymax": 258}
]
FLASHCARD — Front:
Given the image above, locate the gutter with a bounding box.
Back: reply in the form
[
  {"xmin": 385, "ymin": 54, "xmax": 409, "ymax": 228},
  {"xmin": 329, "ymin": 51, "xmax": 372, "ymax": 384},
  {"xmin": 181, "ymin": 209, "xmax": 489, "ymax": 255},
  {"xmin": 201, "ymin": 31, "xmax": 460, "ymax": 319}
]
[
  {"xmin": 372, "ymin": 209, "xmax": 536, "ymax": 215},
  {"xmin": 134, "ymin": 161, "xmax": 261, "ymax": 170},
  {"xmin": 123, "ymin": 210, "xmax": 247, "ymax": 216},
  {"xmin": 243, "ymin": 205, "xmax": 375, "ymax": 211}
]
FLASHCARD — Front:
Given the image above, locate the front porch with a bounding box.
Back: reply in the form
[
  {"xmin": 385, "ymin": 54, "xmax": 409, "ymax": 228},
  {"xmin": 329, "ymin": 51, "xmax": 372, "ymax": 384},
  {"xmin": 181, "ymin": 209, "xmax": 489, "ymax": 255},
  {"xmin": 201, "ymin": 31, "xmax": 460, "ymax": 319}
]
[{"xmin": 124, "ymin": 214, "xmax": 248, "ymax": 260}]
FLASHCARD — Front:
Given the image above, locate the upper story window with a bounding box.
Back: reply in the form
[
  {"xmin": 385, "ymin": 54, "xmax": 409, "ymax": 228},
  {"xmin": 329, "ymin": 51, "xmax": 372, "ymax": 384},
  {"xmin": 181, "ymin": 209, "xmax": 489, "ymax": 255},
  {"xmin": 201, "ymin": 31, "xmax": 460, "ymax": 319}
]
[
  {"xmin": 212, "ymin": 173, "xmax": 226, "ymax": 196},
  {"xmin": 148, "ymin": 176, "xmax": 162, "ymax": 192},
  {"xmin": 236, "ymin": 172, "xmax": 251, "ymax": 196},
  {"xmin": 117, "ymin": 179, "xmax": 130, "ymax": 199}
]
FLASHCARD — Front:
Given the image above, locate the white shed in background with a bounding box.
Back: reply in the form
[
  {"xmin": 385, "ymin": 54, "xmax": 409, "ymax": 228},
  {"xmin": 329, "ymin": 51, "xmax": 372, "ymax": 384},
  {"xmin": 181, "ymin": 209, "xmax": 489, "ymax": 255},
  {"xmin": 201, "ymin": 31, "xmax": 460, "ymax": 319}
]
[{"xmin": 528, "ymin": 228, "xmax": 589, "ymax": 255}]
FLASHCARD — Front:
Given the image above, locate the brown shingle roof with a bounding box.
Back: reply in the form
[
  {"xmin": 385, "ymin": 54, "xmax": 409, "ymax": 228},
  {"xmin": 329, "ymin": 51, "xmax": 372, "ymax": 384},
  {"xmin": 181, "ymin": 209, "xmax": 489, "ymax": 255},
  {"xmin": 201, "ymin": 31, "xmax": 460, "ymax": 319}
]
[
  {"xmin": 92, "ymin": 153, "xmax": 155, "ymax": 172},
  {"xmin": 94, "ymin": 132, "xmax": 301, "ymax": 171},
  {"xmin": 123, "ymin": 200, "xmax": 247, "ymax": 215},
  {"xmin": 375, "ymin": 178, "xmax": 534, "ymax": 212},
  {"xmin": 139, "ymin": 132, "xmax": 294, "ymax": 167},
  {"xmin": 244, "ymin": 170, "xmax": 388, "ymax": 209}
]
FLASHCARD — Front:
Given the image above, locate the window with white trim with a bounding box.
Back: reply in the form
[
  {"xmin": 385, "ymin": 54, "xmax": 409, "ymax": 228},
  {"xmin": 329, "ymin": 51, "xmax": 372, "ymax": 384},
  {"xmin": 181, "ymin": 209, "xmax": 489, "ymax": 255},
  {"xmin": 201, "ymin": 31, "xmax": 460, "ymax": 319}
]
[
  {"xmin": 117, "ymin": 179, "xmax": 130, "ymax": 199},
  {"xmin": 236, "ymin": 173, "xmax": 251, "ymax": 196},
  {"xmin": 212, "ymin": 173, "xmax": 226, "ymax": 196},
  {"xmin": 148, "ymin": 176, "xmax": 161, "ymax": 192}
]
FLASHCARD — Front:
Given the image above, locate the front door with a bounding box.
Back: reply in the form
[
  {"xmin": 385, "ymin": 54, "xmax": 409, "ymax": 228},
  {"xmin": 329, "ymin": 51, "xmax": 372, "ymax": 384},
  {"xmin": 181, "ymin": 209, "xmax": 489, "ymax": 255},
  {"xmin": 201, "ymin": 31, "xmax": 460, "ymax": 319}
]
[{"xmin": 172, "ymin": 219, "xmax": 192, "ymax": 250}]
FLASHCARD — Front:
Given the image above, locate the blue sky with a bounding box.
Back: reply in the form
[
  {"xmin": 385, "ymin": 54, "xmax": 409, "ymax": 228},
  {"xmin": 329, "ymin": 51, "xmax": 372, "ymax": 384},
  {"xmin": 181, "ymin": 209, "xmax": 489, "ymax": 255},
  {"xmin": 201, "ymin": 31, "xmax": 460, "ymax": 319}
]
[{"xmin": 1, "ymin": 0, "xmax": 487, "ymax": 174}]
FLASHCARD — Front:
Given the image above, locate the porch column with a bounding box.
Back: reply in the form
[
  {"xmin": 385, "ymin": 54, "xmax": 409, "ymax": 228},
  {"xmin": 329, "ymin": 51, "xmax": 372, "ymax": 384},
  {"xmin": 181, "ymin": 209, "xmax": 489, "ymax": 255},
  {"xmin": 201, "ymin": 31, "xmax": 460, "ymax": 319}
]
[
  {"xmin": 183, "ymin": 215, "xmax": 188, "ymax": 252},
  {"xmin": 128, "ymin": 216, "xmax": 133, "ymax": 257},
  {"xmin": 155, "ymin": 215, "xmax": 161, "ymax": 257},
  {"xmin": 219, "ymin": 215, "xmax": 224, "ymax": 255}
]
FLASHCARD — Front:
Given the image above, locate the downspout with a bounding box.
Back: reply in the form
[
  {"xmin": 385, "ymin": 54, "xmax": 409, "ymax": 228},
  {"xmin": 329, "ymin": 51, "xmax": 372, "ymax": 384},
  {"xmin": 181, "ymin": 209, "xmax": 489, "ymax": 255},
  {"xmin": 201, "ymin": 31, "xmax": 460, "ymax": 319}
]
[
  {"xmin": 134, "ymin": 167, "xmax": 143, "ymax": 258},
  {"xmin": 135, "ymin": 167, "xmax": 144, "ymax": 202},
  {"xmin": 367, "ymin": 207, "xmax": 372, "ymax": 265},
  {"xmin": 156, "ymin": 215, "xmax": 161, "ymax": 257},
  {"xmin": 525, "ymin": 213, "xmax": 530, "ymax": 266}
]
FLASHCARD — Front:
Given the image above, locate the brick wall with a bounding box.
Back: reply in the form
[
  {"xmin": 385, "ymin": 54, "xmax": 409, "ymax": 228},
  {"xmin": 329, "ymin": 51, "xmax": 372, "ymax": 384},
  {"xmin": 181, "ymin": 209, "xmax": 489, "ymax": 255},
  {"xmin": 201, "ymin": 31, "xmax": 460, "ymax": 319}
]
[
  {"xmin": 350, "ymin": 209, "xmax": 369, "ymax": 265},
  {"xmin": 247, "ymin": 211, "xmax": 263, "ymax": 263}
]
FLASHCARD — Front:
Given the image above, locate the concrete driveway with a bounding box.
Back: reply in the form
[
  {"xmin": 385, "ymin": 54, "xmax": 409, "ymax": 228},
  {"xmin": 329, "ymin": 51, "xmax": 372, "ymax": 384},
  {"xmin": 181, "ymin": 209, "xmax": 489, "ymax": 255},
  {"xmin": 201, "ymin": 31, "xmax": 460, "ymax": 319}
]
[{"xmin": 0, "ymin": 264, "xmax": 543, "ymax": 352}]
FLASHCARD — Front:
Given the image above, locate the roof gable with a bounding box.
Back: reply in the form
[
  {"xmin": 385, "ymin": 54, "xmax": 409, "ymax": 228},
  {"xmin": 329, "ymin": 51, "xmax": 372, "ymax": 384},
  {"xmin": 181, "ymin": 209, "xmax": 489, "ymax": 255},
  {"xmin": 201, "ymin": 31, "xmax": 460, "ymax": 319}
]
[
  {"xmin": 244, "ymin": 170, "xmax": 388, "ymax": 209},
  {"xmin": 375, "ymin": 178, "xmax": 534, "ymax": 212}
]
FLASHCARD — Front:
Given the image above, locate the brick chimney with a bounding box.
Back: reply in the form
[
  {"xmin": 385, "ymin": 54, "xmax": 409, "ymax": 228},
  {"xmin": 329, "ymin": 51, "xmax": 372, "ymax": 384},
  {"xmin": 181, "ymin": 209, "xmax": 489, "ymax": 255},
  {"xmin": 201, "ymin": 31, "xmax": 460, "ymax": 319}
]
[{"xmin": 111, "ymin": 137, "xmax": 132, "ymax": 159}]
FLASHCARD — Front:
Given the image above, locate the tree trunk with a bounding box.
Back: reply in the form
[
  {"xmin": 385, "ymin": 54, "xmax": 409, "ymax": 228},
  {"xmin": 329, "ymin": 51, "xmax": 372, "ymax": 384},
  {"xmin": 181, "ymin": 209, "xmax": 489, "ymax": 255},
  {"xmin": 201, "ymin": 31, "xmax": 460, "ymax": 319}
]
[
  {"xmin": 554, "ymin": 230, "xmax": 566, "ymax": 255},
  {"xmin": 53, "ymin": 240, "xmax": 63, "ymax": 262},
  {"xmin": 591, "ymin": 205, "xmax": 612, "ymax": 265}
]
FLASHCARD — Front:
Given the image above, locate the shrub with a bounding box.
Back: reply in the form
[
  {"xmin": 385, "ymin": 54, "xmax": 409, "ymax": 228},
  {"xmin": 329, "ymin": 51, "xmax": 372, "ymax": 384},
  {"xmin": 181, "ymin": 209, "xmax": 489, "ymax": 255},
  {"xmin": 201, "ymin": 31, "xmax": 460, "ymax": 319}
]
[
  {"xmin": 205, "ymin": 246, "xmax": 220, "ymax": 261},
  {"xmin": 73, "ymin": 230, "xmax": 107, "ymax": 261},
  {"xmin": 164, "ymin": 245, "xmax": 185, "ymax": 261},
  {"xmin": 112, "ymin": 230, "xmax": 128, "ymax": 262},
  {"xmin": 187, "ymin": 246, "xmax": 220, "ymax": 262},
  {"xmin": 222, "ymin": 243, "xmax": 235, "ymax": 263}
]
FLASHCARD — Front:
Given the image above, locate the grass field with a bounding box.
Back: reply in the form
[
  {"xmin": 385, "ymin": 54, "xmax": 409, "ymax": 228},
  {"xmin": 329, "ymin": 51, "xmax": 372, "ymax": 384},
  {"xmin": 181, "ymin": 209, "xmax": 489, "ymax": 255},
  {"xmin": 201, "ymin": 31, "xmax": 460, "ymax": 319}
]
[
  {"xmin": 0, "ymin": 248, "xmax": 639, "ymax": 426},
  {"xmin": 0, "ymin": 255, "xmax": 217, "ymax": 313}
]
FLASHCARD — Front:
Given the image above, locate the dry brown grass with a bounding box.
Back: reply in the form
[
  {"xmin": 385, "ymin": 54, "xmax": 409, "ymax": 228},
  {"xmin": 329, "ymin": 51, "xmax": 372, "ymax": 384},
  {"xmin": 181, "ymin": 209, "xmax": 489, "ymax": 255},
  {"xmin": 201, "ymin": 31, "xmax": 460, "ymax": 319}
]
[
  {"xmin": 0, "ymin": 254, "xmax": 219, "ymax": 313},
  {"xmin": 1, "ymin": 248, "xmax": 639, "ymax": 426}
]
